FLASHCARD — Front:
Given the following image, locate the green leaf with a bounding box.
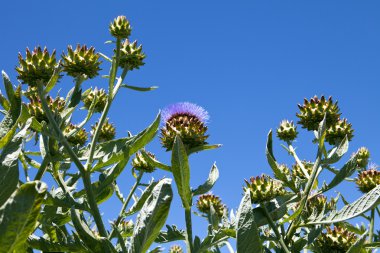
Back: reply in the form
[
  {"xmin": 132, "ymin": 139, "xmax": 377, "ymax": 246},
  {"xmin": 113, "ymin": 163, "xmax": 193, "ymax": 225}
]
[
  {"xmin": 124, "ymin": 180, "xmax": 159, "ymax": 216},
  {"xmin": 0, "ymin": 181, "xmax": 48, "ymax": 253},
  {"xmin": 121, "ymin": 83, "xmax": 158, "ymax": 92},
  {"xmin": 323, "ymin": 155, "xmax": 358, "ymax": 192},
  {"xmin": 140, "ymin": 150, "xmax": 171, "ymax": 172},
  {"xmin": 188, "ymin": 144, "xmax": 222, "ymax": 154},
  {"xmin": 323, "ymin": 135, "xmax": 349, "ymax": 164},
  {"xmin": 171, "ymin": 135, "xmax": 192, "ymax": 210},
  {"xmin": 317, "ymin": 114, "xmax": 327, "ymax": 146},
  {"xmin": 44, "ymin": 66, "xmax": 61, "ymax": 93},
  {"xmin": 131, "ymin": 178, "xmax": 173, "ymax": 253},
  {"xmin": 236, "ymin": 190, "xmax": 263, "ymax": 253},
  {"xmin": 27, "ymin": 234, "xmax": 88, "ymax": 252},
  {"xmin": 346, "ymin": 231, "xmax": 367, "ymax": 253},
  {"xmin": 307, "ymin": 185, "xmax": 380, "ymax": 224},
  {"xmin": 155, "ymin": 225, "xmax": 186, "ymax": 243},
  {"xmin": 192, "ymin": 163, "xmax": 219, "ymax": 196},
  {"xmin": 0, "ymin": 91, "xmax": 10, "ymax": 111},
  {"xmin": 0, "ymin": 119, "xmax": 31, "ymax": 206},
  {"xmin": 252, "ymin": 195, "xmax": 292, "ymax": 227}
]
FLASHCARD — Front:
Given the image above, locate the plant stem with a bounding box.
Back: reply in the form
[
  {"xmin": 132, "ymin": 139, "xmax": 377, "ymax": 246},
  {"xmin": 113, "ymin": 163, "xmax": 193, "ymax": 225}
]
[
  {"xmin": 288, "ymin": 143, "xmax": 310, "ymax": 178},
  {"xmin": 260, "ymin": 203, "xmax": 291, "ymax": 253},
  {"xmin": 108, "ymin": 172, "xmax": 143, "ymax": 239},
  {"xmin": 34, "ymin": 155, "xmax": 50, "ymax": 181},
  {"xmin": 85, "ymin": 68, "xmax": 128, "ymax": 171},
  {"xmin": 37, "ymin": 85, "xmax": 108, "ymax": 237},
  {"xmin": 369, "ymin": 208, "xmax": 375, "ymax": 243},
  {"xmin": 185, "ymin": 208, "xmax": 194, "ymax": 253}
]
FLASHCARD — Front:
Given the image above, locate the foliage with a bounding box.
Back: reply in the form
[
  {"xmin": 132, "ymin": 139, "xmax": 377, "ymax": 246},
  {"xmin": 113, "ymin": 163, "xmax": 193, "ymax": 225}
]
[{"xmin": 0, "ymin": 15, "xmax": 379, "ymax": 253}]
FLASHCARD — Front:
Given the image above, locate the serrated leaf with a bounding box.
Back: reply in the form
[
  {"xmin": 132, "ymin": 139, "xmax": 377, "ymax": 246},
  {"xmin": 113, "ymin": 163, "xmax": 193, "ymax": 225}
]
[
  {"xmin": 154, "ymin": 225, "xmax": 186, "ymax": 243},
  {"xmin": 27, "ymin": 234, "xmax": 88, "ymax": 252},
  {"xmin": 192, "ymin": 163, "xmax": 219, "ymax": 196},
  {"xmin": 171, "ymin": 136, "xmax": 192, "ymax": 210},
  {"xmin": 308, "ymin": 185, "xmax": 380, "ymax": 224},
  {"xmin": 0, "ymin": 181, "xmax": 47, "ymax": 253},
  {"xmin": 236, "ymin": 190, "xmax": 263, "ymax": 253},
  {"xmin": 131, "ymin": 179, "xmax": 173, "ymax": 253}
]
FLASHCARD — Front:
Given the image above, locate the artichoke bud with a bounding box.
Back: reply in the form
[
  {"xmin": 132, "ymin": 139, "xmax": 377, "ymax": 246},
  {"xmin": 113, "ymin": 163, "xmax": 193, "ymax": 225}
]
[
  {"xmin": 325, "ymin": 118, "xmax": 354, "ymax": 145},
  {"xmin": 244, "ymin": 175, "xmax": 286, "ymax": 203},
  {"xmin": 27, "ymin": 95, "xmax": 65, "ymax": 124},
  {"xmin": 64, "ymin": 123, "xmax": 88, "ymax": 146},
  {"xmin": 131, "ymin": 151, "xmax": 156, "ymax": 173},
  {"xmin": 169, "ymin": 245, "xmax": 183, "ymax": 253},
  {"xmin": 16, "ymin": 46, "xmax": 59, "ymax": 87},
  {"xmin": 296, "ymin": 95, "xmax": 340, "ymax": 131},
  {"xmin": 119, "ymin": 40, "xmax": 145, "ymax": 70},
  {"xmin": 306, "ymin": 194, "xmax": 336, "ymax": 215},
  {"xmin": 118, "ymin": 219, "xmax": 134, "ymax": 238},
  {"xmin": 91, "ymin": 118, "xmax": 116, "ymax": 142},
  {"xmin": 82, "ymin": 87, "xmax": 108, "ymax": 113},
  {"xmin": 109, "ymin": 16, "xmax": 132, "ymax": 39},
  {"xmin": 276, "ymin": 120, "xmax": 298, "ymax": 142},
  {"xmin": 196, "ymin": 194, "xmax": 226, "ymax": 218},
  {"xmin": 292, "ymin": 161, "xmax": 313, "ymax": 180},
  {"xmin": 61, "ymin": 45, "xmax": 101, "ymax": 79},
  {"xmin": 353, "ymin": 147, "xmax": 370, "ymax": 169},
  {"xmin": 313, "ymin": 226, "xmax": 357, "ymax": 253},
  {"xmin": 356, "ymin": 169, "xmax": 380, "ymax": 193}
]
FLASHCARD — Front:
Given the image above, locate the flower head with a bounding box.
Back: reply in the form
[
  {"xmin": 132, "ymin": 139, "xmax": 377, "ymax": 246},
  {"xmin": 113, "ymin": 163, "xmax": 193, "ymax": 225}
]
[
  {"xmin": 356, "ymin": 169, "xmax": 380, "ymax": 193},
  {"xmin": 312, "ymin": 226, "xmax": 357, "ymax": 253},
  {"xmin": 64, "ymin": 123, "xmax": 88, "ymax": 146},
  {"xmin": 26, "ymin": 95, "xmax": 65, "ymax": 125},
  {"xmin": 244, "ymin": 175, "xmax": 286, "ymax": 203},
  {"xmin": 91, "ymin": 118, "xmax": 116, "ymax": 142},
  {"xmin": 352, "ymin": 147, "xmax": 370, "ymax": 170},
  {"xmin": 82, "ymin": 87, "xmax": 108, "ymax": 113},
  {"xmin": 16, "ymin": 46, "xmax": 59, "ymax": 87},
  {"xmin": 118, "ymin": 219, "xmax": 134, "ymax": 238},
  {"xmin": 196, "ymin": 193, "xmax": 226, "ymax": 218},
  {"xmin": 325, "ymin": 118, "xmax": 354, "ymax": 145},
  {"xmin": 109, "ymin": 16, "xmax": 132, "ymax": 39},
  {"xmin": 131, "ymin": 151, "xmax": 156, "ymax": 173},
  {"xmin": 119, "ymin": 40, "xmax": 145, "ymax": 70},
  {"xmin": 169, "ymin": 245, "xmax": 183, "ymax": 253},
  {"xmin": 61, "ymin": 45, "xmax": 101, "ymax": 79},
  {"xmin": 160, "ymin": 102, "xmax": 209, "ymax": 151},
  {"xmin": 276, "ymin": 120, "xmax": 298, "ymax": 142}
]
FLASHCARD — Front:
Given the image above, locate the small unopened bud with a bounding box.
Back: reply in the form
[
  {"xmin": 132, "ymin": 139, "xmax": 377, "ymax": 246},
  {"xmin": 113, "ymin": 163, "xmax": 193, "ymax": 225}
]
[
  {"xmin": 131, "ymin": 151, "xmax": 156, "ymax": 173},
  {"xmin": 325, "ymin": 118, "xmax": 354, "ymax": 145},
  {"xmin": 119, "ymin": 40, "xmax": 145, "ymax": 70},
  {"xmin": 169, "ymin": 245, "xmax": 183, "ymax": 253},
  {"xmin": 118, "ymin": 219, "xmax": 134, "ymax": 238},
  {"xmin": 276, "ymin": 120, "xmax": 298, "ymax": 142},
  {"xmin": 353, "ymin": 147, "xmax": 370, "ymax": 169},
  {"xmin": 82, "ymin": 87, "xmax": 108, "ymax": 113},
  {"xmin": 356, "ymin": 169, "xmax": 380, "ymax": 193},
  {"xmin": 313, "ymin": 226, "xmax": 357, "ymax": 253},
  {"xmin": 64, "ymin": 123, "xmax": 88, "ymax": 146},
  {"xmin": 109, "ymin": 16, "xmax": 132, "ymax": 39},
  {"xmin": 292, "ymin": 161, "xmax": 313, "ymax": 180}
]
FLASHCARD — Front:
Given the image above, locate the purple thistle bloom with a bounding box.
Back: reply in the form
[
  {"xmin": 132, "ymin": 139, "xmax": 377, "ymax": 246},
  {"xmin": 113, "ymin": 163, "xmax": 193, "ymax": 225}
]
[{"xmin": 162, "ymin": 102, "xmax": 209, "ymax": 124}]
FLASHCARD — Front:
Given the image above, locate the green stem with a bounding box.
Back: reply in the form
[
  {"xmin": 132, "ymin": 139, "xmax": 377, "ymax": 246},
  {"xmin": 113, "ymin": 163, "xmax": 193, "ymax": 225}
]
[
  {"xmin": 37, "ymin": 85, "xmax": 108, "ymax": 237},
  {"xmin": 260, "ymin": 203, "xmax": 291, "ymax": 253},
  {"xmin": 369, "ymin": 208, "xmax": 375, "ymax": 243},
  {"xmin": 108, "ymin": 172, "xmax": 143, "ymax": 239},
  {"xmin": 288, "ymin": 143, "xmax": 310, "ymax": 178},
  {"xmin": 85, "ymin": 68, "xmax": 128, "ymax": 171},
  {"xmin": 185, "ymin": 208, "xmax": 194, "ymax": 253},
  {"xmin": 34, "ymin": 155, "xmax": 50, "ymax": 181}
]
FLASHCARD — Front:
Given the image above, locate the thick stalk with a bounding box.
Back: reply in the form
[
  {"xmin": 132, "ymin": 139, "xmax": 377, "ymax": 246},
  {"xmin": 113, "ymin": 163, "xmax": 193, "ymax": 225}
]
[
  {"xmin": 108, "ymin": 172, "xmax": 143, "ymax": 239},
  {"xmin": 185, "ymin": 208, "xmax": 194, "ymax": 253},
  {"xmin": 369, "ymin": 208, "xmax": 375, "ymax": 243},
  {"xmin": 260, "ymin": 203, "xmax": 291, "ymax": 253},
  {"xmin": 34, "ymin": 155, "xmax": 50, "ymax": 181},
  {"xmin": 85, "ymin": 68, "xmax": 128, "ymax": 171},
  {"xmin": 37, "ymin": 85, "xmax": 108, "ymax": 237}
]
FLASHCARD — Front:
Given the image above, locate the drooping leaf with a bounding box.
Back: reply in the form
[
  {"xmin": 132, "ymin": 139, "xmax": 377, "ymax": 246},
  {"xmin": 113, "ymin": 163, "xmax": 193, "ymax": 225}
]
[
  {"xmin": 0, "ymin": 181, "xmax": 47, "ymax": 253},
  {"xmin": 323, "ymin": 135, "xmax": 349, "ymax": 165},
  {"xmin": 308, "ymin": 185, "xmax": 380, "ymax": 224},
  {"xmin": 121, "ymin": 83, "xmax": 158, "ymax": 92},
  {"xmin": 236, "ymin": 190, "xmax": 263, "ymax": 253},
  {"xmin": 131, "ymin": 179, "xmax": 173, "ymax": 253},
  {"xmin": 140, "ymin": 150, "xmax": 171, "ymax": 172},
  {"xmin": 171, "ymin": 136, "xmax": 192, "ymax": 209},
  {"xmin": 323, "ymin": 155, "xmax": 358, "ymax": 192},
  {"xmin": 188, "ymin": 144, "xmax": 222, "ymax": 155},
  {"xmin": 124, "ymin": 180, "xmax": 159, "ymax": 216},
  {"xmin": 192, "ymin": 163, "xmax": 219, "ymax": 196}
]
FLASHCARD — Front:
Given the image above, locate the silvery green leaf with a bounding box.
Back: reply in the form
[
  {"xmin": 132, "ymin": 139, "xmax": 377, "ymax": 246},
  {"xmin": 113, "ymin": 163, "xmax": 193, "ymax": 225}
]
[
  {"xmin": 323, "ymin": 135, "xmax": 349, "ymax": 164},
  {"xmin": 171, "ymin": 136, "xmax": 192, "ymax": 209},
  {"xmin": 140, "ymin": 150, "xmax": 171, "ymax": 172},
  {"xmin": 307, "ymin": 185, "xmax": 380, "ymax": 224},
  {"xmin": 131, "ymin": 179, "xmax": 173, "ymax": 253},
  {"xmin": 124, "ymin": 180, "xmax": 159, "ymax": 216},
  {"xmin": 323, "ymin": 155, "xmax": 357, "ymax": 192},
  {"xmin": 317, "ymin": 114, "xmax": 326, "ymax": 146},
  {"xmin": 188, "ymin": 144, "xmax": 222, "ymax": 154},
  {"xmin": 236, "ymin": 190, "xmax": 263, "ymax": 253},
  {"xmin": 121, "ymin": 83, "xmax": 158, "ymax": 92},
  {"xmin": 155, "ymin": 225, "xmax": 186, "ymax": 243},
  {"xmin": 192, "ymin": 163, "xmax": 219, "ymax": 196},
  {"xmin": 0, "ymin": 181, "xmax": 47, "ymax": 253}
]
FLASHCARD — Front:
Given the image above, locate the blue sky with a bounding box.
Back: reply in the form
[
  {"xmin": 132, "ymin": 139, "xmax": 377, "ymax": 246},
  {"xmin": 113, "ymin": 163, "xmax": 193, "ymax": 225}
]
[{"xmin": 1, "ymin": 0, "xmax": 379, "ymax": 251}]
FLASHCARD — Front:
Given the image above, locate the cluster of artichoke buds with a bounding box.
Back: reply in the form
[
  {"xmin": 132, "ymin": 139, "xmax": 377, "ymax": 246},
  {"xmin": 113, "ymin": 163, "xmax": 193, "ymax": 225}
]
[
  {"xmin": 355, "ymin": 168, "xmax": 380, "ymax": 193},
  {"xmin": 312, "ymin": 226, "xmax": 357, "ymax": 253},
  {"xmin": 296, "ymin": 95, "xmax": 353, "ymax": 145},
  {"xmin": 304, "ymin": 194, "xmax": 336, "ymax": 217},
  {"xmin": 131, "ymin": 151, "xmax": 156, "ymax": 173},
  {"xmin": 196, "ymin": 193, "xmax": 226, "ymax": 218},
  {"xmin": 245, "ymin": 175, "xmax": 286, "ymax": 203}
]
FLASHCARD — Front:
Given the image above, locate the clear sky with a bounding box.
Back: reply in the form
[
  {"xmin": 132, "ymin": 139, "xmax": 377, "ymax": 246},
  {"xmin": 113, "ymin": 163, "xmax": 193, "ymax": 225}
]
[{"xmin": 1, "ymin": 1, "xmax": 379, "ymax": 251}]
